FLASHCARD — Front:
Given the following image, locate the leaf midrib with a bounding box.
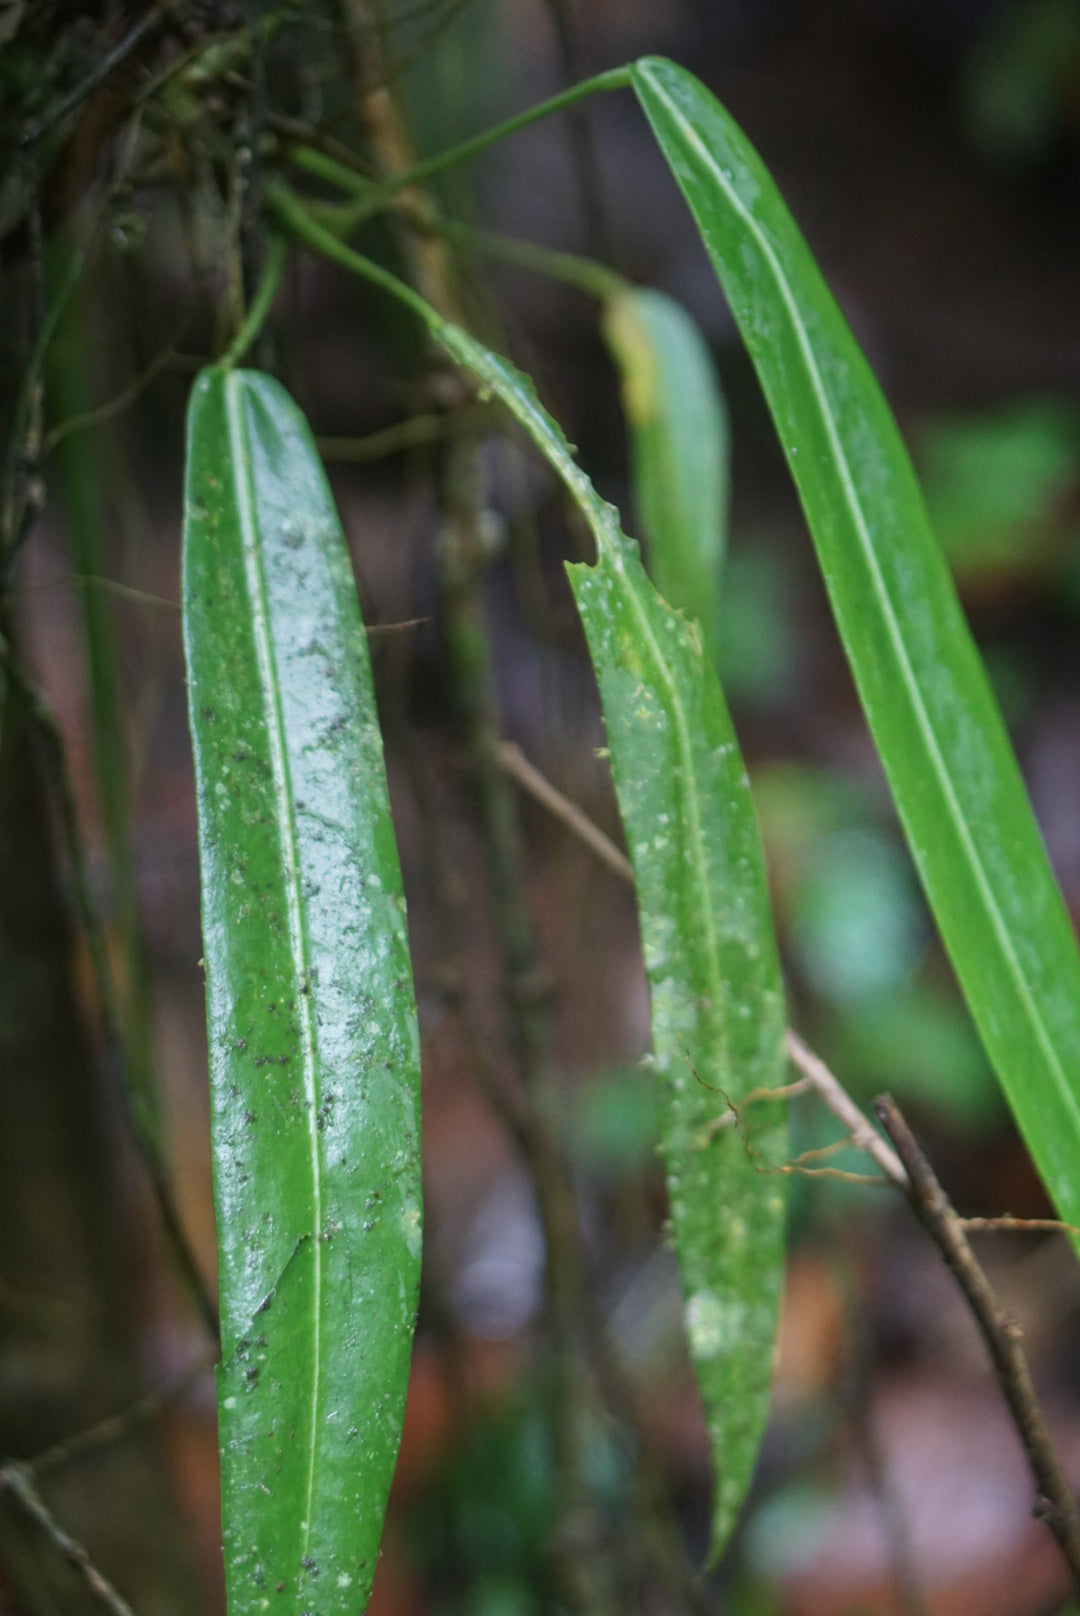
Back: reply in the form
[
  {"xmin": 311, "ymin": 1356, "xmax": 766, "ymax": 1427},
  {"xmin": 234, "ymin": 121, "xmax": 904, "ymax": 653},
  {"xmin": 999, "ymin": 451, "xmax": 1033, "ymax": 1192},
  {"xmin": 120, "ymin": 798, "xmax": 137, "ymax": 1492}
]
[
  {"xmin": 226, "ymin": 374, "xmax": 324, "ymax": 1561},
  {"xmin": 601, "ymin": 532, "xmax": 728, "ymax": 1075},
  {"xmin": 636, "ymin": 60, "xmax": 1080, "ymax": 1142}
]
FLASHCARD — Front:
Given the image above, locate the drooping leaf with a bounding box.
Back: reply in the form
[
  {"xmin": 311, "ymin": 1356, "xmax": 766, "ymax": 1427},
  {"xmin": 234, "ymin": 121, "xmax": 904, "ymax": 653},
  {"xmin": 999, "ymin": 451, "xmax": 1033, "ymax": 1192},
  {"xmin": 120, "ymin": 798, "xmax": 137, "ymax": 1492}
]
[
  {"xmin": 182, "ymin": 368, "xmax": 421, "ymax": 1616},
  {"xmin": 265, "ymin": 196, "xmax": 790, "ymax": 1555},
  {"xmin": 633, "ymin": 55, "xmax": 1080, "ymax": 1235},
  {"xmin": 603, "ymin": 286, "xmax": 729, "ymax": 662},
  {"xmin": 427, "ymin": 324, "xmax": 788, "ymax": 1558},
  {"xmin": 567, "ymin": 523, "xmax": 787, "ymax": 1555}
]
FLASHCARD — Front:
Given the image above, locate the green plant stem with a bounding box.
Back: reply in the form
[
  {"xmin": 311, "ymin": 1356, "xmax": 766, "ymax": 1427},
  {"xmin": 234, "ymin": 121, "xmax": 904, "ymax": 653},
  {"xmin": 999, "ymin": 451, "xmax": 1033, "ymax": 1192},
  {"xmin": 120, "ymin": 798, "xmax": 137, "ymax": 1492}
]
[
  {"xmin": 389, "ymin": 63, "xmax": 631, "ymax": 191},
  {"xmin": 273, "ymin": 183, "xmax": 626, "ymax": 395},
  {"xmin": 290, "ymin": 63, "xmax": 630, "ymax": 209},
  {"xmin": 315, "ymin": 401, "xmax": 493, "ymax": 463},
  {"xmin": 284, "ymin": 164, "xmax": 627, "ymax": 303},
  {"xmin": 417, "ymin": 214, "xmax": 627, "ymax": 301},
  {"xmin": 219, "ymin": 232, "xmax": 288, "ymax": 368},
  {"xmin": 269, "ymin": 180, "xmax": 433, "ymax": 315},
  {"xmin": 289, "ymin": 143, "xmax": 378, "ymax": 198}
]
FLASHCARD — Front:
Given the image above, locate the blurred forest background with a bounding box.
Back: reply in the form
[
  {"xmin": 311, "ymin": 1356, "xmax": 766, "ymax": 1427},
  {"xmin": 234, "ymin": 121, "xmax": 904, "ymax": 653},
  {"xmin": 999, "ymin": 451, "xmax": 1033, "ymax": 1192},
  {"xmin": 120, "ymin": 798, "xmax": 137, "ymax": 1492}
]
[{"xmin": 3, "ymin": 1, "xmax": 1080, "ymax": 1614}]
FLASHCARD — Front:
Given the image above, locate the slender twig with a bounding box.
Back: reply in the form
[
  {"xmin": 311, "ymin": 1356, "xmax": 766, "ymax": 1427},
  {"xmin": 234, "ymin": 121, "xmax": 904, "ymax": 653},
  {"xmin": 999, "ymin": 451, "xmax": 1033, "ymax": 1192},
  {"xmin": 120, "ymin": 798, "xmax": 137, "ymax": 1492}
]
[
  {"xmin": 290, "ymin": 65, "xmax": 631, "ymax": 214},
  {"xmin": 875, "ymin": 1093, "xmax": 1080, "ymax": 1594},
  {"xmin": 960, "ymin": 1216, "xmax": 1080, "ymax": 1237},
  {"xmin": 493, "ymin": 745, "xmax": 911, "ymax": 1188},
  {"xmin": 27, "ymin": 1354, "xmax": 216, "ymax": 1481},
  {"xmin": 365, "ymin": 615, "xmax": 431, "ymax": 635},
  {"xmin": 316, "ymin": 401, "xmax": 493, "ymax": 462},
  {"xmin": 785, "ymin": 1030, "xmax": 907, "ymax": 1188},
  {"xmin": 13, "ymin": 574, "xmax": 181, "ymax": 613},
  {"xmin": 408, "ymin": 211, "xmax": 627, "ymax": 302},
  {"xmin": 220, "ymin": 230, "xmax": 287, "ymax": 368},
  {"xmin": 44, "ymin": 327, "xmax": 188, "ymax": 453},
  {"xmin": 0, "ymin": 1468, "xmax": 138, "ymax": 1616},
  {"xmin": 497, "ymin": 741, "xmax": 633, "ymax": 882}
]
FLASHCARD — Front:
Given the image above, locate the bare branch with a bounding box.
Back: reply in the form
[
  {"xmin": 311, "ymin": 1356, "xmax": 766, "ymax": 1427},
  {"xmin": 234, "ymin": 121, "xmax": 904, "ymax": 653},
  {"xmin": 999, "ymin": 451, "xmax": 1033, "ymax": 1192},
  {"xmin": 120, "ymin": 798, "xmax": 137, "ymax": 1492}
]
[
  {"xmin": 785, "ymin": 1029, "xmax": 907, "ymax": 1188},
  {"xmin": 960, "ymin": 1216, "xmax": 1080, "ymax": 1238},
  {"xmin": 497, "ymin": 741, "xmax": 633, "ymax": 884},
  {"xmin": 875, "ymin": 1094, "xmax": 1080, "ymax": 1595},
  {"xmin": 28, "ymin": 1354, "xmax": 215, "ymax": 1481},
  {"xmin": 1, "ymin": 1466, "xmax": 139, "ymax": 1616}
]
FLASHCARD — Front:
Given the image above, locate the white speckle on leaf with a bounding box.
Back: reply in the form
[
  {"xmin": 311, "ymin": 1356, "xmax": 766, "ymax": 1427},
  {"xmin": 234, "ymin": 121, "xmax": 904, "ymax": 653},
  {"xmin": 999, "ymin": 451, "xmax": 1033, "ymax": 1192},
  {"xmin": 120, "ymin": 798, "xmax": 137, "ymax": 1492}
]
[
  {"xmin": 685, "ymin": 1290, "xmax": 743, "ymax": 1361},
  {"xmin": 401, "ymin": 1201, "xmax": 422, "ymax": 1260}
]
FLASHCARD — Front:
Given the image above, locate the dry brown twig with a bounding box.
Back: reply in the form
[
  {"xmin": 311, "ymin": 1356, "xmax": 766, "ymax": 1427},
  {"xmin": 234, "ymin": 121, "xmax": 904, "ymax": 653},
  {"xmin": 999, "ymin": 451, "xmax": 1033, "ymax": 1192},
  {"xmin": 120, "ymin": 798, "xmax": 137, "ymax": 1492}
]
[
  {"xmin": 0, "ymin": 1467, "xmax": 138, "ymax": 1616},
  {"xmin": 0, "ymin": 1354, "xmax": 215, "ymax": 1616},
  {"xmin": 876, "ymin": 1095, "xmax": 1080, "ymax": 1594}
]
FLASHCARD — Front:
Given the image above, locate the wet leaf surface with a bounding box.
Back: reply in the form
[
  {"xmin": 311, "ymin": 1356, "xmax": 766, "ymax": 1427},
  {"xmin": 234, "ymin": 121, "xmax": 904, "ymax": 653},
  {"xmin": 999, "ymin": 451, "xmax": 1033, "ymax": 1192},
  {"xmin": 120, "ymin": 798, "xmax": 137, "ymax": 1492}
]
[{"xmin": 183, "ymin": 368, "xmax": 421, "ymax": 1615}]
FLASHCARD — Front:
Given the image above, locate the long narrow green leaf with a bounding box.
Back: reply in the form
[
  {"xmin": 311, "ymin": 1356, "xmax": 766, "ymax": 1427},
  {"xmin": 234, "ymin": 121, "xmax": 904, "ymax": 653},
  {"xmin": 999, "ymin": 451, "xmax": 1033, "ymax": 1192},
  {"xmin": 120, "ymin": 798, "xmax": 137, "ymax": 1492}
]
[
  {"xmin": 568, "ymin": 543, "xmax": 787, "ymax": 1553},
  {"xmin": 273, "ymin": 195, "xmax": 787, "ymax": 1551},
  {"xmin": 633, "ymin": 56, "xmax": 1080, "ymax": 1233},
  {"xmin": 182, "ymin": 368, "xmax": 421, "ymax": 1615},
  {"xmin": 445, "ymin": 327, "xmax": 786, "ymax": 1557},
  {"xmin": 603, "ymin": 287, "xmax": 729, "ymax": 662}
]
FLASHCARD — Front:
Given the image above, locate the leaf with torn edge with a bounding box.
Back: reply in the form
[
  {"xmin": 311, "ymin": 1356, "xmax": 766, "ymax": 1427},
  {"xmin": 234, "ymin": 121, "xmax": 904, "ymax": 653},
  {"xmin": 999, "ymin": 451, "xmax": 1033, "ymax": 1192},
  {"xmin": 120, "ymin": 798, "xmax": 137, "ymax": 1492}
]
[
  {"xmin": 183, "ymin": 368, "xmax": 421, "ymax": 1616},
  {"xmin": 432, "ymin": 324, "xmax": 788, "ymax": 1559}
]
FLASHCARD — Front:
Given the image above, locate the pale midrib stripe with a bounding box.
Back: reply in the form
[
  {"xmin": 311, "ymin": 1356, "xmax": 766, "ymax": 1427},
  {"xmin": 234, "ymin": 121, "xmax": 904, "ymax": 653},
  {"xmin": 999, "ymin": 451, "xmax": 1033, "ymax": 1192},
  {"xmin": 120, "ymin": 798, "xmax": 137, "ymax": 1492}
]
[
  {"xmin": 226, "ymin": 380, "xmax": 323, "ymax": 1558},
  {"xmin": 641, "ymin": 67, "xmax": 1079, "ymax": 1137},
  {"xmin": 613, "ymin": 543, "xmax": 728, "ymax": 1071}
]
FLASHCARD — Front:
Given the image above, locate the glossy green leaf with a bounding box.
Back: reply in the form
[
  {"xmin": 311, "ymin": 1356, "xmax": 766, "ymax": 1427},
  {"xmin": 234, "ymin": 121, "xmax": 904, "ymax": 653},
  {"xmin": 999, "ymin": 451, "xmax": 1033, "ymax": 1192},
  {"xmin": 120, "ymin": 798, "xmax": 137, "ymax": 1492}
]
[
  {"xmin": 429, "ymin": 327, "xmax": 788, "ymax": 1558},
  {"xmin": 182, "ymin": 368, "xmax": 421, "ymax": 1616},
  {"xmin": 265, "ymin": 198, "xmax": 789, "ymax": 1553},
  {"xmin": 603, "ymin": 287, "xmax": 729, "ymax": 662},
  {"xmin": 633, "ymin": 55, "xmax": 1080, "ymax": 1234}
]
